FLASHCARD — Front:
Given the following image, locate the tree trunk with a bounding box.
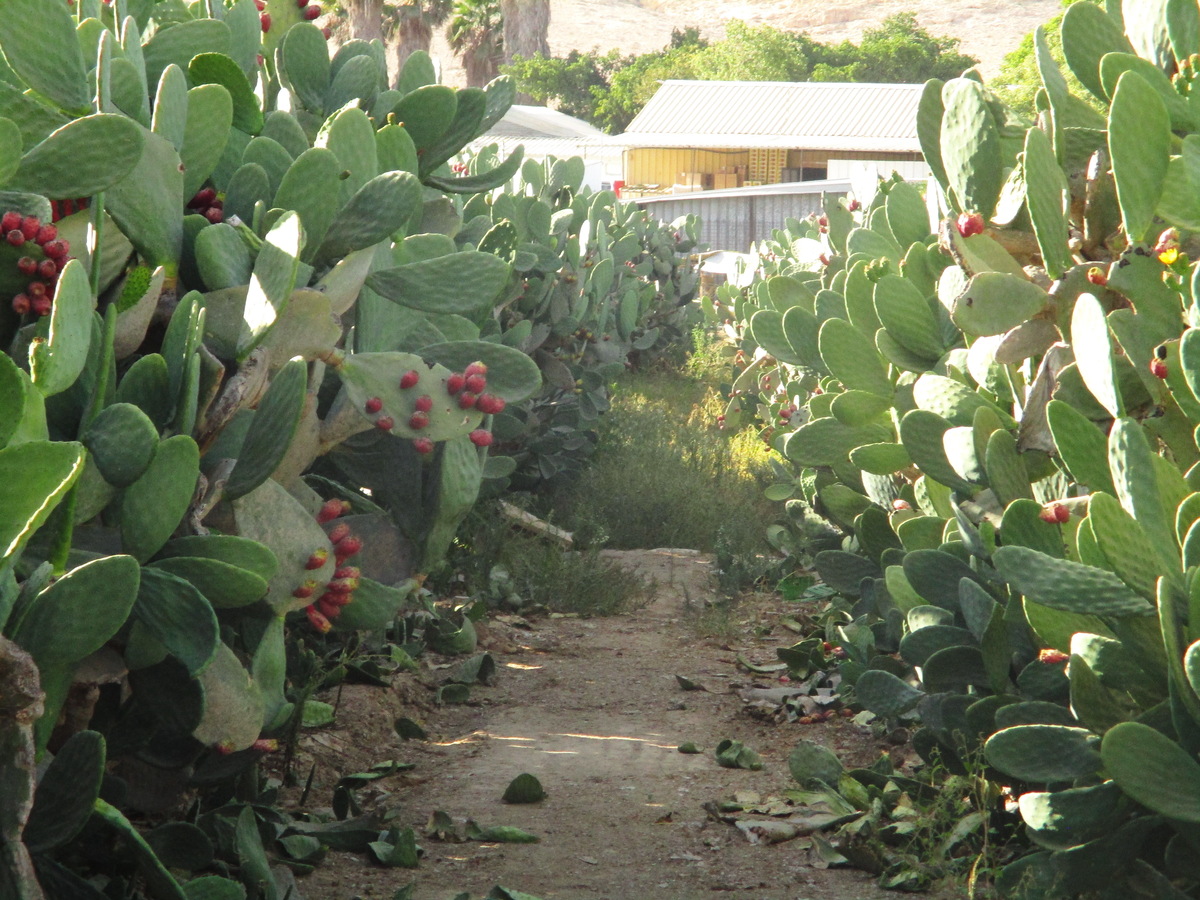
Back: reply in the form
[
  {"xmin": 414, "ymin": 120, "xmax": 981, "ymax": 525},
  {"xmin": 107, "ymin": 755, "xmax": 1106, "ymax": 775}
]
[
  {"xmin": 464, "ymin": 50, "xmax": 501, "ymax": 88},
  {"xmin": 500, "ymin": 0, "xmax": 549, "ymax": 66},
  {"xmin": 344, "ymin": 0, "xmax": 385, "ymax": 44},
  {"xmin": 391, "ymin": 16, "xmax": 433, "ymax": 78}
]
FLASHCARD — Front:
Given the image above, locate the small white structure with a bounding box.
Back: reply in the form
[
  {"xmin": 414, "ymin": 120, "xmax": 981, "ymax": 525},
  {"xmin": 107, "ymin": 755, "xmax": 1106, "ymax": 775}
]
[{"xmin": 468, "ymin": 105, "xmax": 622, "ymax": 192}]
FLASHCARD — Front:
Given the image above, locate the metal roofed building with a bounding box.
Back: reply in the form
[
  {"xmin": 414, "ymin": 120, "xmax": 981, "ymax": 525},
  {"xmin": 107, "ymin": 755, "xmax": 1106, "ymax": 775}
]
[
  {"xmin": 617, "ymin": 80, "xmax": 930, "ymax": 197},
  {"xmin": 467, "ymin": 104, "xmax": 622, "ymax": 191}
]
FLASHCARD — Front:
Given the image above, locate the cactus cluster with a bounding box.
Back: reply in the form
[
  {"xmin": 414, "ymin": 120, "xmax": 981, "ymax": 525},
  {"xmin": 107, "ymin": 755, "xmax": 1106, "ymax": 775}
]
[
  {"xmin": 0, "ymin": 1, "xmax": 701, "ymax": 895},
  {"xmin": 715, "ymin": 1, "xmax": 1200, "ymax": 892}
]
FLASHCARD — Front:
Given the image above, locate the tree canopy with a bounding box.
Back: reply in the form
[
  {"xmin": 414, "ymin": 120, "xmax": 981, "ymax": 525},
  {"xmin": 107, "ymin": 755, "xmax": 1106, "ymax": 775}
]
[{"xmin": 503, "ymin": 15, "xmax": 978, "ymax": 133}]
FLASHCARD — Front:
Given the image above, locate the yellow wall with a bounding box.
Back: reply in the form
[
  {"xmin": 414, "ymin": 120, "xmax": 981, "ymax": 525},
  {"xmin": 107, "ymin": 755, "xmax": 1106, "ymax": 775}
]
[{"xmin": 624, "ymin": 147, "xmax": 922, "ymax": 187}]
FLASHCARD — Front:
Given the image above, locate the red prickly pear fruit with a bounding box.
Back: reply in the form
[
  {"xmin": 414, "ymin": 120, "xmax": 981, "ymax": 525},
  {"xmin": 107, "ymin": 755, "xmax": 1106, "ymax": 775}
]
[
  {"xmin": 322, "ymin": 589, "xmax": 353, "ymax": 607},
  {"xmin": 1150, "ymin": 358, "xmax": 1168, "ymax": 379},
  {"xmin": 1055, "ymin": 503, "xmax": 1070, "ymax": 524},
  {"xmin": 27, "ymin": 282, "xmax": 45, "ymax": 299},
  {"xmin": 305, "ymin": 548, "xmax": 329, "ymax": 570},
  {"xmin": 848, "ymin": 198, "xmax": 861, "ymax": 212},
  {"xmin": 465, "ymin": 373, "xmax": 486, "ymax": 394},
  {"xmin": 376, "ymin": 415, "xmax": 395, "ymax": 430},
  {"xmin": 364, "ymin": 396, "xmax": 383, "ymax": 414},
  {"xmin": 322, "ymin": 26, "xmax": 332, "ymax": 38},
  {"xmin": 32, "ymin": 295, "xmax": 51, "ymax": 316},
  {"xmin": 956, "ymin": 211, "xmax": 985, "ymax": 237},
  {"xmin": 293, "ymin": 581, "xmax": 317, "ymax": 599},
  {"xmin": 252, "ymin": 738, "xmax": 280, "ymax": 752},
  {"xmin": 327, "ymin": 522, "xmax": 351, "ymax": 544},
  {"xmin": 446, "ymin": 373, "xmax": 465, "ymax": 394},
  {"xmin": 334, "ymin": 565, "xmax": 361, "ymax": 580},
  {"xmin": 6, "ymin": 229, "xmax": 25, "ymax": 247},
  {"xmin": 306, "ymin": 605, "xmax": 332, "ymax": 633},
  {"xmin": 0, "ymin": 211, "xmax": 20, "ymax": 232},
  {"xmin": 458, "ymin": 392, "xmax": 477, "ymax": 410},
  {"xmin": 187, "ymin": 188, "xmax": 216, "ymax": 209},
  {"xmin": 204, "ymin": 207, "xmax": 224, "ymax": 224},
  {"xmin": 42, "ymin": 240, "xmax": 68, "ymax": 260},
  {"xmin": 303, "ymin": 4, "xmax": 320, "ymax": 18},
  {"xmin": 317, "ymin": 498, "xmax": 349, "ymax": 523},
  {"xmin": 260, "ymin": 12, "xmax": 271, "ymax": 31},
  {"xmin": 413, "ymin": 436, "xmax": 435, "ymax": 454},
  {"xmin": 37, "ymin": 259, "xmax": 57, "ymax": 280},
  {"xmin": 18, "ymin": 217, "xmax": 39, "ymax": 240},
  {"xmin": 408, "ymin": 411, "xmax": 429, "ymax": 429},
  {"xmin": 254, "ymin": 0, "xmax": 264, "ymax": 7},
  {"xmin": 1086, "ymin": 266, "xmax": 1107, "ymax": 286},
  {"xmin": 465, "ymin": 361, "xmax": 488, "ymax": 377},
  {"xmin": 469, "ymin": 429, "xmax": 493, "ymax": 447},
  {"xmin": 316, "ymin": 596, "xmax": 342, "ymax": 620},
  {"xmin": 11, "ymin": 293, "xmax": 30, "ymax": 315},
  {"xmin": 297, "ymin": 0, "xmax": 307, "ymax": 5},
  {"xmin": 892, "ymin": 499, "xmax": 911, "ymax": 511},
  {"xmin": 400, "ymin": 369, "xmax": 420, "ymax": 389},
  {"xmin": 1040, "ymin": 503, "xmax": 1065, "ymax": 524},
  {"xmin": 334, "ymin": 535, "xmax": 363, "ymax": 559},
  {"xmin": 16, "ymin": 257, "xmax": 36, "ymax": 276},
  {"xmin": 1038, "ymin": 648, "xmax": 1069, "ymax": 664},
  {"xmin": 476, "ymin": 394, "xmax": 506, "ymax": 414},
  {"xmin": 326, "ymin": 574, "xmax": 360, "ymax": 594},
  {"xmin": 34, "ymin": 224, "xmax": 56, "ymax": 244},
  {"xmin": 414, "ymin": 395, "xmax": 433, "ymax": 412}
]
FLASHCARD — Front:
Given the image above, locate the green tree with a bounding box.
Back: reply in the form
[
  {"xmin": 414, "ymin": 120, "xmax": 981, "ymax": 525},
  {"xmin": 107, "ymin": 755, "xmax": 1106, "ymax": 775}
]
[
  {"xmin": 809, "ymin": 13, "xmax": 977, "ymax": 82},
  {"xmin": 504, "ymin": 49, "xmax": 629, "ymax": 120},
  {"xmin": 448, "ymin": 0, "xmax": 505, "ymax": 87}
]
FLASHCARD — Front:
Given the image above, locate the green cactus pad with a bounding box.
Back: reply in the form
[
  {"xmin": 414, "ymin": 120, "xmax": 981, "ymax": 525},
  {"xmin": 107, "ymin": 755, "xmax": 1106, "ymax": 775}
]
[
  {"xmin": 29, "ymin": 259, "xmax": 93, "ymax": 398},
  {"xmin": 782, "ymin": 306, "xmax": 824, "ymax": 370},
  {"xmin": 788, "ymin": 740, "xmax": 844, "ymax": 787},
  {"xmin": 0, "ymin": 0, "xmax": 89, "ymax": 114},
  {"xmin": 819, "ymin": 318, "xmax": 892, "ymax": 397},
  {"xmin": 994, "ymin": 701, "xmax": 1078, "ymax": 729},
  {"xmin": 332, "ymin": 576, "xmax": 412, "ymax": 632},
  {"xmin": 1109, "ymin": 417, "xmax": 1178, "ymax": 567},
  {"xmin": 846, "ymin": 226, "xmax": 901, "ymax": 263},
  {"xmin": 1046, "ymin": 399, "xmax": 1116, "ymax": 494},
  {"xmin": 992, "ymin": 546, "xmax": 1153, "ymax": 616},
  {"xmin": 147, "ymin": 557, "xmax": 269, "ymax": 610},
  {"xmin": 951, "ymin": 272, "xmax": 1051, "ymax": 337},
  {"xmin": 1108, "ymin": 71, "xmax": 1170, "ymax": 243},
  {"xmin": 913, "ymin": 374, "xmax": 1009, "ymax": 428},
  {"xmin": 923, "ymin": 645, "xmax": 990, "ymax": 694},
  {"xmin": 192, "ymin": 642, "xmax": 265, "ymax": 752},
  {"xmin": 854, "ymin": 669, "xmax": 924, "ymax": 717},
  {"xmin": 195, "ymin": 222, "xmax": 253, "ymax": 291},
  {"xmin": 899, "ymin": 625, "xmax": 976, "ymax": 667},
  {"xmin": 105, "ymin": 130, "xmax": 185, "ymax": 267},
  {"xmin": 984, "ymin": 725, "xmax": 1102, "ymax": 782},
  {"xmin": 224, "ymin": 358, "xmax": 308, "ymax": 500},
  {"xmin": 1024, "ymin": 600, "xmax": 1111, "ymax": 654},
  {"xmin": 849, "ymin": 442, "xmax": 912, "ymax": 474},
  {"xmin": 903, "ymin": 548, "xmax": 984, "ymax": 610},
  {"xmin": 188, "ymin": 52, "xmax": 262, "ymax": 135},
  {"xmin": 1087, "ymin": 492, "xmax": 1166, "ymax": 600},
  {"xmin": 984, "ymin": 428, "xmax": 1033, "ymax": 505},
  {"xmin": 783, "ymin": 417, "xmax": 890, "ymax": 467},
  {"xmin": 119, "ymin": 435, "xmax": 200, "ymax": 563},
  {"xmin": 9, "ymin": 114, "xmax": 144, "ymax": 199},
  {"xmin": 999, "ymin": 499, "xmax": 1064, "ymax": 557},
  {"xmin": 81, "ymin": 402, "xmax": 159, "ymax": 488},
  {"xmin": 23, "ymin": 730, "xmax": 105, "ymax": 855},
  {"xmin": 417, "ymin": 341, "xmax": 542, "ymax": 404},
  {"xmin": 366, "ymin": 250, "xmax": 509, "ymax": 315},
  {"xmin": 830, "ymin": 390, "xmax": 892, "ymax": 427},
  {"xmin": 1022, "ymin": 128, "xmax": 1073, "ymax": 280},
  {"xmin": 812, "ymin": 550, "xmax": 881, "ymax": 596},
  {"xmin": 940, "ymin": 78, "xmax": 1004, "ymax": 218},
  {"xmin": 750, "ymin": 309, "xmax": 805, "ymax": 366},
  {"xmin": 1060, "ymin": 0, "xmax": 1133, "ymax": 100},
  {"xmin": 899, "ymin": 409, "xmax": 976, "ymax": 493},
  {"xmin": 874, "ymin": 275, "xmax": 943, "ymax": 361},
  {"xmin": 1101, "ymin": 721, "xmax": 1200, "ymax": 822},
  {"xmin": 896, "ymin": 515, "xmax": 949, "ymax": 551},
  {"xmin": 156, "ymin": 534, "xmax": 279, "ymax": 581},
  {"xmin": 132, "ymin": 568, "xmax": 219, "ymax": 676},
  {"xmin": 335, "ymin": 352, "xmax": 483, "ymax": 440},
  {"xmin": 1070, "ymin": 293, "xmax": 1124, "ymax": 418},
  {"xmin": 1018, "ymin": 782, "xmax": 1127, "ymax": 850}
]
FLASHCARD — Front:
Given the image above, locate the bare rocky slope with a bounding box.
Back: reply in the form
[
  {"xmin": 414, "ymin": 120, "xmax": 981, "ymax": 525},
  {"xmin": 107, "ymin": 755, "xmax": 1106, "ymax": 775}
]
[{"xmin": 431, "ymin": 0, "xmax": 1061, "ymax": 87}]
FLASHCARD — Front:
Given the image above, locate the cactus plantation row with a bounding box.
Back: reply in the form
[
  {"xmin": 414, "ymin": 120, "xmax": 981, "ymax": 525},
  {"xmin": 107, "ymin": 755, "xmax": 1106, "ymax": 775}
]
[
  {"xmin": 0, "ymin": 0, "xmax": 699, "ymax": 895},
  {"xmin": 717, "ymin": 0, "xmax": 1200, "ymax": 894}
]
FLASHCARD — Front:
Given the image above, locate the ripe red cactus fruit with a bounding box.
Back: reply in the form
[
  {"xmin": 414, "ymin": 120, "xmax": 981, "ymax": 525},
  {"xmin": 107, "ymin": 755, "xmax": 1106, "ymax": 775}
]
[
  {"xmin": 1150, "ymin": 358, "xmax": 1169, "ymax": 379},
  {"xmin": 408, "ymin": 411, "xmax": 429, "ymax": 430},
  {"xmin": 27, "ymin": 282, "xmax": 45, "ymax": 300},
  {"xmin": 18, "ymin": 217, "xmax": 39, "ymax": 240},
  {"xmin": 260, "ymin": 12, "xmax": 271, "ymax": 31},
  {"xmin": 0, "ymin": 211, "xmax": 20, "ymax": 232},
  {"xmin": 446, "ymin": 373, "xmax": 465, "ymax": 394},
  {"xmin": 254, "ymin": 0, "xmax": 265, "ymax": 8},
  {"xmin": 334, "ymin": 535, "xmax": 363, "ymax": 560},
  {"xmin": 1056, "ymin": 503, "xmax": 1070, "ymax": 523},
  {"xmin": 375, "ymin": 415, "xmax": 395, "ymax": 430},
  {"xmin": 187, "ymin": 187, "xmax": 216, "ymax": 209},
  {"xmin": 413, "ymin": 436, "xmax": 435, "ymax": 454},
  {"xmin": 322, "ymin": 26, "xmax": 332, "ymax": 39},
  {"xmin": 956, "ymin": 211, "xmax": 985, "ymax": 237},
  {"xmin": 334, "ymin": 566, "xmax": 361, "ymax": 580},
  {"xmin": 458, "ymin": 391, "xmax": 478, "ymax": 410},
  {"xmin": 304, "ymin": 548, "xmax": 329, "ymax": 570},
  {"xmin": 11, "ymin": 293, "xmax": 30, "ymax": 315},
  {"xmin": 476, "ymin": 394, "xmax": 506, "ymax": 414},
  {"xmin": 400, "ymin": 369, "xmax": 420, "ymax": 389},
  {"xmin": 316, "ymin": 498, "xmax": 350, "ymax": 523},
  {"xmin": 1040, "ymin": 503, "xmax": 1068, "ymax": 524},
  {"xmin": 316, "ymin": 596, "xmax": 342, "ymax": 620},
  {"xmin": 469, "ymin": 429, "xmax": 494, "ymax": 447},
  {"xmin": 42, "ymin": 240, "xmax": 68, "ymax": 260},
  {"xmin": 37, "ymin": 259, "xmax": 57, "ymax": 280},
  {"xmin": 252, "ymin": 738, "xmax": 280, "ymax": 752},
  {"xmin": 892, "ymin": 499, "xmax": 911, "ymax": 511},
  {"xmin": 31, "ymin": 295, "xmax": 51, "ymax": 316},
  {"xmin": 1086, "ymin": 266, "xmax": 1107, "ymax": 287},
  {"xmin": 302, "ymin": 4, "xmax": 320, "ymax": 18},
  {"xmin": 6, "ymin": 229, "xmax": 25, "ymax": 247},
  {"xmin": 325, "ymin": 575, "xmax": 358, "ymax": 595},
  {"xmin": 306, "ymin": 604, "xmax": 332, "ymax": 633},
  {"xmin": 364, "ymin": 396, "xmax": 383, "ymax": 414},
  {"xmin": 204, "ymin": 206, "xmax": 224, "ymax": 224},
  {"xmin": 847, "ymin": 198, "xmax": 861, "ymax": 212},
  {"xmin": 323, "ymin": 589, "xmax": 354, "ymax": 607},
  {"xmin": 414, "ymin": 395, "xmax": 433, "ymax": 412},
  {"xmin": 16, "ymin": 257, "xmax": 36, "ymax": 276},
  {"xmin": 327, "ymin": 522, "xmax": 351, "ymax": 544},
  {"xmin": 292, "ymin": 581, "xmax": 317, "ymax": 599},
  {"xmin": 464, "ymin": 373, "xmax": 486, "ymax": 394},
  {"xmin": 465, "ymin": 361, "xmax": 488, "ymax": 378},
  {"xmin": 1038, "ymin": 648, "xmax": 1069, "ymax": 665},
  {"xmin": 34, "ymin": 224, "xmax": 56, "ymax": 244}
]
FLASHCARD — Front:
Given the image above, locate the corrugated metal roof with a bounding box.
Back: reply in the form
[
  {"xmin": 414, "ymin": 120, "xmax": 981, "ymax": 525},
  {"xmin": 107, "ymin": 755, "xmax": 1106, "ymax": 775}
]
[{"xmin": 621, "ymin": 81, "xmax": 925, "ymax": 152}]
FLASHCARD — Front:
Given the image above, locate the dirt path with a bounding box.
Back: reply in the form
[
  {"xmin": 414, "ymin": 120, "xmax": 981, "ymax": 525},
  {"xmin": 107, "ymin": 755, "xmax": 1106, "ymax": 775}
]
[{"xmin": 294, "ymin": 550, "xmax": 921, "ymax": 900}]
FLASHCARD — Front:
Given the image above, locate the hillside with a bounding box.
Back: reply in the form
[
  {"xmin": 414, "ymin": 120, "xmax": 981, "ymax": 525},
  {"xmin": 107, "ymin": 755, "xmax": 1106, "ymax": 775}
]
[{"xmin": 431, "ymin": 0, "xmax": 1061, "ymax": 87}]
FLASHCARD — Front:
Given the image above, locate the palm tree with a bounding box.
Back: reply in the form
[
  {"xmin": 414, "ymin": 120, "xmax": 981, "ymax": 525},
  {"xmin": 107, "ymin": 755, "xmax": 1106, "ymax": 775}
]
[
  {"xmin": 499, "ymin": 0, "xmax": 549, "ymax": 68},
  {"xmin": 388, "ymin": 0, "xmax": 454, "ymax": 71},
  {"xmin": 340, "ymin": 0, "xmax": 385, "ymax": 44},
  {"xmin": 448, "ymin": 0, "xmax": 504, "ymax": 87}
]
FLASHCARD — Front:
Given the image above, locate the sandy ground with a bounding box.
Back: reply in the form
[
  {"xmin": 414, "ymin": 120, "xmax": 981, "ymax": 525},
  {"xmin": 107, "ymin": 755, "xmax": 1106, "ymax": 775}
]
[
  {"xmin": 288, "ymin": 550, "xmax": 954, "ymax": 900},
  {"xmin": 430, "ymin": 0, "xmax": 1062, "ymax": 85}
]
